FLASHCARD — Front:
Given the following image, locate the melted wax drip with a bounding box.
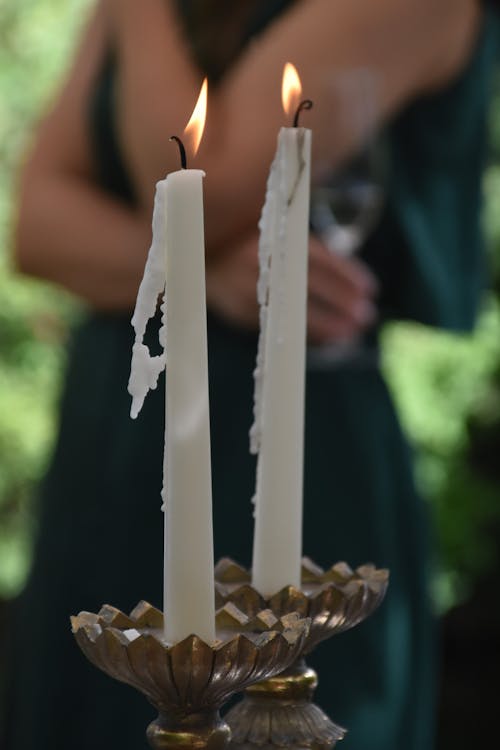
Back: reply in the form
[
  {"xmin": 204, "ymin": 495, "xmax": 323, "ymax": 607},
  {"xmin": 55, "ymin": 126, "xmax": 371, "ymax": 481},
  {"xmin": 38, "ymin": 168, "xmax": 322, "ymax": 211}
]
[{"xmin": 128, "ymin": 181, "xmax": 168, "ymax": 420}]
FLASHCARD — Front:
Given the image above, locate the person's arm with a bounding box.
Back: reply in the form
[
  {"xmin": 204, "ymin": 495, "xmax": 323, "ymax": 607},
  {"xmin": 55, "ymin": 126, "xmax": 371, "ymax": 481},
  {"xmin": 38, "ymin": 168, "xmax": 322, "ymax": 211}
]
[
  {"xmin": 206, "ymin": 229, "xmax": 378, "ymax": 344},
  {"xmin": 112, "ymin": 0, "xmax": 481, "ymax": 255},
  {"xmin": 13, "ymin": 0, "xmax": 377, "ymax": 336},
  {"xmin": 14, "ymin": 2, "xmax": 151, "ymax": 310}
]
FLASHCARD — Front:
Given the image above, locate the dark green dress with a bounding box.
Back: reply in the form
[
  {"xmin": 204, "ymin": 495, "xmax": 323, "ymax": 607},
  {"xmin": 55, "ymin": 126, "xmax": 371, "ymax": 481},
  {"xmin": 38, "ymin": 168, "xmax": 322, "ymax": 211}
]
[{"xmin": 4, "ymin": 6, "xmax": 497, "ymax": 750}]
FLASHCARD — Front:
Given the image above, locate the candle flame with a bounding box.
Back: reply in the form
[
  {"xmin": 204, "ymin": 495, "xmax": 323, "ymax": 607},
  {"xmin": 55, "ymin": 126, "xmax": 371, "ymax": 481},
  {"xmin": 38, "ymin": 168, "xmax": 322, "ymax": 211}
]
[
  {"xmin": 281, "ymin": 63, "xmax": 302, "ymax": 117},
  {"xmin": 184, "ymin": 78, "xmax": 208, "ymax": 156}
]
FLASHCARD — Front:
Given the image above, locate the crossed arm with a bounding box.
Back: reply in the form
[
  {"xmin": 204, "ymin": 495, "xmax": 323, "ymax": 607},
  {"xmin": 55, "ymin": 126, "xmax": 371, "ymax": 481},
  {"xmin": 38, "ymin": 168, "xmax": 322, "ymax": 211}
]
[{"xmin": 14, "ymin": 0, "xmax": 480, "ymax": 339}]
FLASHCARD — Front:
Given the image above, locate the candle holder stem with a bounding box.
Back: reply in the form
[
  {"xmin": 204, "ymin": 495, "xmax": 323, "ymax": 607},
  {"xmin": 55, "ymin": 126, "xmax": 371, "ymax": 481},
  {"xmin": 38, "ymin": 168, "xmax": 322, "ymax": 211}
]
[
  {"xmin": 226, "ymin": 657, "xmax": 345, "ymax": 750},
  {"xmin": 147, "ymin": 708, "xmax": 231, "ymax": 750}
]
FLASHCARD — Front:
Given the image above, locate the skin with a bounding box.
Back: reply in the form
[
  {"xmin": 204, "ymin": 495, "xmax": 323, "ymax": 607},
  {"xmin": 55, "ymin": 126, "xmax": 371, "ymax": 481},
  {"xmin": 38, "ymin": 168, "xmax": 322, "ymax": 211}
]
[{"xmin": 14, "ymin": 0, "xmax": 481, "ymax": 342}]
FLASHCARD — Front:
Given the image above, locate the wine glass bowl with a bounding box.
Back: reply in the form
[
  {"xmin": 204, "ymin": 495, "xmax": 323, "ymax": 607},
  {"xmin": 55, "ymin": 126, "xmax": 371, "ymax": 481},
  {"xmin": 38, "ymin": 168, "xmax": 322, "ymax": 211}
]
[
  {"xmin": 310, "ymin": 156, "xmax": 384, "ymax": 258},
  {"xmin": 308, "ymin": 68, "xmax": 385, "ymax": 367}
]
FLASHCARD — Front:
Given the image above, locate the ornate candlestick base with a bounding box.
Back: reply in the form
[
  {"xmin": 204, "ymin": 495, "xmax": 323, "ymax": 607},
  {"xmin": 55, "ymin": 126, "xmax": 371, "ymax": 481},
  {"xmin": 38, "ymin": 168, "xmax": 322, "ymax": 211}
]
[
  {"xmin": 72, "ymin": 600, "xmax": 310, "ymax": 750},
  {"xmin": 227, "ymin": 658, "xmax": 345, "ymax": 750},
  {"xmin": 215, "ymin": 558, "xmax": 389, "ymax": 750}
]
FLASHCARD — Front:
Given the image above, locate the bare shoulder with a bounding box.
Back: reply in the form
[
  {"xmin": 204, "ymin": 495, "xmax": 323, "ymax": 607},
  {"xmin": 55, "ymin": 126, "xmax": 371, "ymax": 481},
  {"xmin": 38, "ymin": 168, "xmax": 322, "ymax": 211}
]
[
  {"xmin": 106, "ymin": 0, "xmax": 184, "ymax": 117},
  {"xmin": 23, "ymin": 1, "xmax": 112, "ymax": 176},
  {"xmin": 106, "ymin": 0, "xmax": 176, "ymax": 43},
  {"xmin": 107, "ymin": 0, "xmax": 200, "ymax": 205}
]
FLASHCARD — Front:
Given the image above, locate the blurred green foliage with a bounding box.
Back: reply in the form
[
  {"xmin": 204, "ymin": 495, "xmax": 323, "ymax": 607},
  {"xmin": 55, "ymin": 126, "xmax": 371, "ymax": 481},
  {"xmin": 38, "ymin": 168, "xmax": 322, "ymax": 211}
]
[
  {"xmin": 381, "ymin": 73, "xmax": 500, "ymax": 609},
  {"xmin": 0, "ymin": 0, "xmax": 90, "ymax": 595},
  {"xmin": 0, "ymin": 1, "xmax": 499, "ymax": 610},
  {"xmin": 382, "ymin": 305, "xmax": 500, "ymax": 610}
]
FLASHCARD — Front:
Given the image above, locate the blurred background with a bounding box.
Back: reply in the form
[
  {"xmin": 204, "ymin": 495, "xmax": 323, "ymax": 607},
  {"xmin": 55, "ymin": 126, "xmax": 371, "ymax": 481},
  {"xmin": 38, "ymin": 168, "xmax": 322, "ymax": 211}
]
[{"xmin": 1, "ymin": 0, "xmax": 499, "ymax": 745}]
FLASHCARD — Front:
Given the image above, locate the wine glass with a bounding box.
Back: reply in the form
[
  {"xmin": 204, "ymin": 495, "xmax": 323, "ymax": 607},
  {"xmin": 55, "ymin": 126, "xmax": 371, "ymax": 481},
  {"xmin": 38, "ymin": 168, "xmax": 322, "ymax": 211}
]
[{"xmin": 307, "ymin": 68, "xmax": 385, "ymax": 368}]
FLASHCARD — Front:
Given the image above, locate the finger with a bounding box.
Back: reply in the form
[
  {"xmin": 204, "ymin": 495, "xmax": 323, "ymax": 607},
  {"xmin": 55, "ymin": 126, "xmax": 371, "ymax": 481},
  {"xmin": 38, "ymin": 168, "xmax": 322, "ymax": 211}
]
[
  {"xmin": 309, "ymin": 235, "xmax": 379, "ymax": 295},
  {"xmin": 306, "ymin": 302, "xmax": 362, "ymax": 345},
  {"xmin": 308, "ymin": 257, "xmax": 377, "ymax": 327},
  {"xmin": 308, "ymin": 257, "xmax": 377, "ymax": 331}
]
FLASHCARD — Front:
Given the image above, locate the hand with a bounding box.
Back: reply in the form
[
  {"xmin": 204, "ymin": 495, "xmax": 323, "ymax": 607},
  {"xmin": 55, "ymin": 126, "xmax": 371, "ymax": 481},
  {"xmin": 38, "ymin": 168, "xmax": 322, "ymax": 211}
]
[
  {"xmin": 206, "ymin": 232, "xmax": 260, "ymax": 330},
  {"xmin": 307, "ymin": 234, "xmax": 378, "ymax": 345},
  {"xmin": 206, "ymin": 231, "xmax": 378, "ymax": 344}
]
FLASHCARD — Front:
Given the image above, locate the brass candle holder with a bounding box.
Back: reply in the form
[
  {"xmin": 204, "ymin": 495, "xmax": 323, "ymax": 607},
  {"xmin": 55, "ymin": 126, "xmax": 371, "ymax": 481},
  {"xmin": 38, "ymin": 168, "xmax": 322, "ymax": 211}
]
[
  {"xmin": 72, "ymin": 600, "xmax": 310, "ymax": 750},
  {"xmin": 214, "ymin": 558, "xmax": 389, "ymax": 750}
]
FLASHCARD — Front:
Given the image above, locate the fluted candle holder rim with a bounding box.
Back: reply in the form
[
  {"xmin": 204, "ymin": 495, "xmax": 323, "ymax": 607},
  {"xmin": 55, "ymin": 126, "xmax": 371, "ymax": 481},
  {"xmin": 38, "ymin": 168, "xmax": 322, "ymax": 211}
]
[
  {"xmin": 71, "ymin": 599, "xmax": 311, "ymax": 717},
  {"xmin": 214, "ymin": 556, "xmax": 389, "ymax": 653}
]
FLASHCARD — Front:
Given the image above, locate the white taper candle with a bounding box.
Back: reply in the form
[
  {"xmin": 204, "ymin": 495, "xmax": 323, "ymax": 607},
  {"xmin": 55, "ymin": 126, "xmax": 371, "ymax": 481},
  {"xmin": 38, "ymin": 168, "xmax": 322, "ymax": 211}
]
[
  {"xmin": 251, "ymin": 122, "xmax": 312, "ymax": 596},
  {"xmin": 162, "ymin": 167, "xmax": 215, "ymax": 644},
  {"xmin": 128, "ymin": 79, "xmax": 215, "ymax": 644}
]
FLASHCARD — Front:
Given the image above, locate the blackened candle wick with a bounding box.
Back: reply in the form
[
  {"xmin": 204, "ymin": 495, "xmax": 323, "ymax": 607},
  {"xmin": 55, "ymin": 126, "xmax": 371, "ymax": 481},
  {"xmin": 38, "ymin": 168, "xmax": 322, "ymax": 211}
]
[
  {"xmin": 293, "ymin": 99, "xmax": 313, "ymax": 128},
  {"xmin": 169, "ymin": 135, "xmax": 187, "ymax": 169}
]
